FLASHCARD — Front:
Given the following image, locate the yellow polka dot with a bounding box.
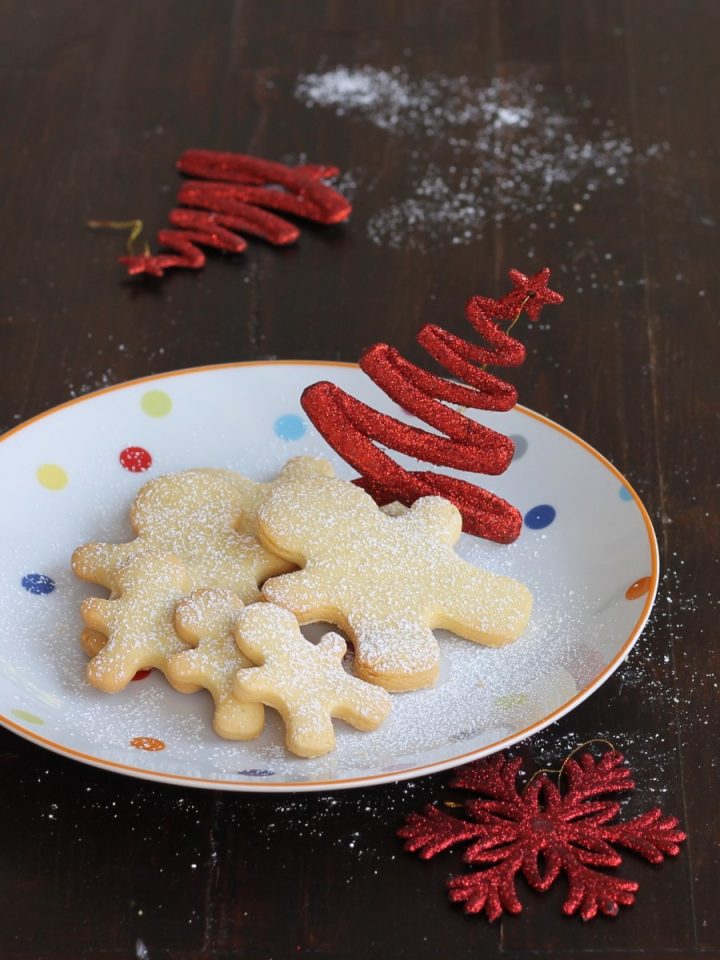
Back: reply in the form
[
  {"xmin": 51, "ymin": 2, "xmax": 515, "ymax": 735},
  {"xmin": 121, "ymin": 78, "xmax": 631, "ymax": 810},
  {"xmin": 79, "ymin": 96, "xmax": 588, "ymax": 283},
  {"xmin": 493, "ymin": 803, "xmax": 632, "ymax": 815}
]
[
  {"xmin": 141, "ymin": 390, "xmax": 172, "ymax": 418},
  {"xmin": 12, "ymin": 709, "xmax": 44, "ymax": 725},
  {"xmin": 494, "ymin": 693, "xmax": 528, "ymax": 710},
  {"xmin": 36, "ymin": 464, "xmax": 68, "ymax": 490}
]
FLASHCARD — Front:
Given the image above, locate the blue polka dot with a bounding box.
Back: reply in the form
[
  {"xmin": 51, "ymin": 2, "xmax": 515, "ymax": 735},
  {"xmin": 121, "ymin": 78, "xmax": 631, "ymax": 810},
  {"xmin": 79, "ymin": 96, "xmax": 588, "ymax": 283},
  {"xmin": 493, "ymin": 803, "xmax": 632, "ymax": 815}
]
[
  {"xmin": 510, "ymin": 434, "xmax": 528, "ymax": 461},
  {"xmin": 273, "ymin": 414, "xmax": 307, "ymax": 441},
  {"xmin": 238, "ymin": 769, "xmax": 275, "ymax": 777},
  {"xmin": 619, "ymin": 486, "xmax": 633, "ymax": 501},
  {"xmin": 21, "ymin": 573, "xmax": 56, "ymax": 595},
  {"xmin": 524, "ymin": 505, "xmax": 556, "ymax": 530}
]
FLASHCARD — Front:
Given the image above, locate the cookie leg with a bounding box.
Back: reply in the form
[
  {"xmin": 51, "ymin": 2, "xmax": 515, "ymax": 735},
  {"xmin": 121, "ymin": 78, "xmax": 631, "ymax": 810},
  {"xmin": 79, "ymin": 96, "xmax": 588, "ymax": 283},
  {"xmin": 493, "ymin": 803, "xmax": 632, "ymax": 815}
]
[
  {"xmin": 86, "ymin": 640, "xmax": 146, "ymax": 692},
  {"xmin": 169, "ymin": 646, "xmax": 263, "ymax": 736},
  {"xmin": 283, "ymin": 700, "xmax": 337, "ymax": 758},
  {"xmin": 348, "ymin": 615, "xmax": 440, "ymax": 692},
  {"xmin": 334, "ymin": 675, "xmax": 392, "ymax": 731},
  {"xmin": 213, "ymin": 696, "xmax": 264, "ymax": 741}
]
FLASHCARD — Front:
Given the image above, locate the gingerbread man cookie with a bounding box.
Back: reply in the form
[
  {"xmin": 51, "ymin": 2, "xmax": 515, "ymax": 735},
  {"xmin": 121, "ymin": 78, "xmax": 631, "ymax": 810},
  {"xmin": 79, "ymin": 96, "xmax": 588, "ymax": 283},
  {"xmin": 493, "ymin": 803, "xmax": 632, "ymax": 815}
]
[
  {"xmin": 233, "ymin": 604, "xmax": 391, "ymax": 758},
  {"xmin": 81, "ymin": 552, "xmax": 197, "ymax": 693},
  {"xmin": 258, "ymin": 477, "xmax": 532, "ymax": 691},
  {"xmin": 72, "ymin": 456, "xmax": 334, "ymax": 604},
  {"xmin": 168, "ymin": 588, "xmax": 264, "ymax": 740}
]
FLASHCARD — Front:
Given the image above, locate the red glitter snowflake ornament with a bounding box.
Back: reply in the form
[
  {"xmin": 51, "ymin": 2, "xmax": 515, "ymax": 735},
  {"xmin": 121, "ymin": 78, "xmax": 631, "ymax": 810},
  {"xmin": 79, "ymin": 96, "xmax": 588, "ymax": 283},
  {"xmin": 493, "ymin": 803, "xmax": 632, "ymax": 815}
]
[{"xmin": 398, "ymin": 751, "xmax": 686, "ymax": 921}]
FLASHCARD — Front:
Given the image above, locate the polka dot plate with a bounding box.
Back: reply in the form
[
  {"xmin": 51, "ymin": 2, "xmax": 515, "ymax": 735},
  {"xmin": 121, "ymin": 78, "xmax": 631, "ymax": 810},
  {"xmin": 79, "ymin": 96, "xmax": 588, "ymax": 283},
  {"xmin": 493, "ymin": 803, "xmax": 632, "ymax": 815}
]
[{"xmin": 0, "ymin": 362, "xmax": 658, "ymax": 792}]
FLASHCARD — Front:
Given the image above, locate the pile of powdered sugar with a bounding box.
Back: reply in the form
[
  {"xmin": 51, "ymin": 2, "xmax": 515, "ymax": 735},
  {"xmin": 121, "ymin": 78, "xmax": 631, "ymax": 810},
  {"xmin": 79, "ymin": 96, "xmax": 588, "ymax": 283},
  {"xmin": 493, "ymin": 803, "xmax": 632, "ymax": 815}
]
[{"xmin": 294, "ymin": 66, "xmax": 668, "ymax": 250}]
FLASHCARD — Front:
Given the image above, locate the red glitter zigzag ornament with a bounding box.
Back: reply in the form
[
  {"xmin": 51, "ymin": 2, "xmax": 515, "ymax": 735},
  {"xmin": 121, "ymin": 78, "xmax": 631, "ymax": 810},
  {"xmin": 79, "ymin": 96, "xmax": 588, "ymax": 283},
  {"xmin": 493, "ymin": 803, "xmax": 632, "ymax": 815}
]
[
  {"xmin": 302, "ymin": 268, "xmax": 562, "ymax": 544},
  {"xmin": 117, "ymin": 150, "xmax": 352, "ymax": 277},
  {"xmin": 398, "ymin": 751, "xmax": 686, "ymax": 921}
]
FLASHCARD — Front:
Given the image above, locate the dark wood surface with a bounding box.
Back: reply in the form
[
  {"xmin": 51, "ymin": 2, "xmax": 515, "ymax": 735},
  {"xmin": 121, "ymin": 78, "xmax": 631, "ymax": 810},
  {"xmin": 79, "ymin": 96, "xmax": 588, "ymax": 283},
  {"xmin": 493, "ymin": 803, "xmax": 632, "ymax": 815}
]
[{"xmin": 1, "ymin": 2, "xmax": 718, "ymax": 957}]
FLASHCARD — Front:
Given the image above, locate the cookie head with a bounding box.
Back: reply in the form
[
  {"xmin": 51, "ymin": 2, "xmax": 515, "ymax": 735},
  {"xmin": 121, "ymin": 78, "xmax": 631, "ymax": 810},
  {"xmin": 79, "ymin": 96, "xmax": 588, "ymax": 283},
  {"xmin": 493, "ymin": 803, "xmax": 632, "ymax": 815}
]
[
  {"xmin": 258, "ymin": 474, "xmax": 532, "ymax": 692},
  {"xmin": 258, "ymin": 476, "xmax": 380, "ymax": 563},
  {"xmin": 277, "ymin": 456, "xmax": 335, "ymax": 483},
  {"xmin": 131, "ymin": 470, "xmax": 248, "ymax": 535}
]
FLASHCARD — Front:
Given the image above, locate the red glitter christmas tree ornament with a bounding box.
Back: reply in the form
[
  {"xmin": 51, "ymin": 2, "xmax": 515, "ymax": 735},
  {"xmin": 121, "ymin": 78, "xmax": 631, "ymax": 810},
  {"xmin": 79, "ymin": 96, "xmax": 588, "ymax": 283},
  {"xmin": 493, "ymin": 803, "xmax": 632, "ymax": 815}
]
[
  {"xmin": 177, "ymin": 150, "xmax": 352, "ymax": 224},
  {"xmin": 302, "ymin": 269, "xmax": 562, "ymax": 543},
  {"xmin": 398, "ymin": 750, "xmax": 686, "ymax": 922},
  {"xmin": 91, "ymin": 150, "xmax": 351, "ymax": 277}
]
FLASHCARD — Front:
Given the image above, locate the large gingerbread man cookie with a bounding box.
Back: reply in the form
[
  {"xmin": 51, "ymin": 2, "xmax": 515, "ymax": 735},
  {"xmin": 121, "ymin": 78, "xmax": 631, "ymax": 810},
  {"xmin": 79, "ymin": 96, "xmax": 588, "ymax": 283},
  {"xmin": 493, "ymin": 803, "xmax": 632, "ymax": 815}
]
[
  {"xmin": 258, "ymin": 477, "xmax": 532, "ymax": 691},
  {"xmin": 72, "ymin": 456, "xmax": 334, "ymax": 604}
]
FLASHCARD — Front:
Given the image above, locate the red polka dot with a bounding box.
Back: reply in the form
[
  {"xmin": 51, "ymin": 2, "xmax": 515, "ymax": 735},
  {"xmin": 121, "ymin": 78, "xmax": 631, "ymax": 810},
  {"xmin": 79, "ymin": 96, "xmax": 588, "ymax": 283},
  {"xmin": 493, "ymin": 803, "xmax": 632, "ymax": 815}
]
[{"xmin": 120, "ymin": 446, "xmax": 152, "ymax": 473}]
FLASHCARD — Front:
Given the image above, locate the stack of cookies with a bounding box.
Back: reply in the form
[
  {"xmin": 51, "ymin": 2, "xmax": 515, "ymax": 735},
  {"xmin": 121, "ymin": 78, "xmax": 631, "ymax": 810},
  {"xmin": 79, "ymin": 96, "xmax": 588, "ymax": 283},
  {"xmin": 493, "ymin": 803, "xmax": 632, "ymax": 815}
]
[{"xmin": 73, "ymin": 458, "xmax": 532, "ymax": 758}]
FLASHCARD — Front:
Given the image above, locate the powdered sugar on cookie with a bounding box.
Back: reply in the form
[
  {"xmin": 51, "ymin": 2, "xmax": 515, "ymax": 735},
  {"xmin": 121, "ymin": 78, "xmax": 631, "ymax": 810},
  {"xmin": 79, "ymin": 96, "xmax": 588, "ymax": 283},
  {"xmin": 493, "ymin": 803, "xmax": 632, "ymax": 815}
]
[{"xmin": 259, "ymin": 477, "xmax": 532, "ymax": 691}]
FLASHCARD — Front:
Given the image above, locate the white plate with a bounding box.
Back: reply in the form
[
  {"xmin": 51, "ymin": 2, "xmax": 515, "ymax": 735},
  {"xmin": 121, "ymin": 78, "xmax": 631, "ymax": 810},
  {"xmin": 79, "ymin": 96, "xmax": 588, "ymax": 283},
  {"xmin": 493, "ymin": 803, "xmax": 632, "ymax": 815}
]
[{"xmin": 0, "ymin": 362, "xmax": 658, "ymax": 792}]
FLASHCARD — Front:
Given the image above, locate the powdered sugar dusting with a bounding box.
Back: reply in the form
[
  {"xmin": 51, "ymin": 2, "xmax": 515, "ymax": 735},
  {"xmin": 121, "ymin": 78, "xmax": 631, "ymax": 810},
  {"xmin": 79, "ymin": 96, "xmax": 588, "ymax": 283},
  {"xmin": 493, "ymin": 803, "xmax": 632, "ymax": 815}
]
[
  {"xmin": 259, "ymin": 477, "xmax": 532, "ymax": 687},
  {"xmin": 295, "ymin": 66, "xmax": 668, "ymax": 250},
  {"xmin": 0, "ymin": 364, "xmax": 659, "ymax": 789}
]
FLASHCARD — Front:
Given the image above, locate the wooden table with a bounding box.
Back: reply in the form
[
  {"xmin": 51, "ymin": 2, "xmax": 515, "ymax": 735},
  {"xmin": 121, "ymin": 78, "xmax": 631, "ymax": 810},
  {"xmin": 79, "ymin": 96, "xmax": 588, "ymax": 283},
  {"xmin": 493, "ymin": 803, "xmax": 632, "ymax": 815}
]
[{"xmin": 1, "ymin": 2, "xmax": 717, "ymax": 957}]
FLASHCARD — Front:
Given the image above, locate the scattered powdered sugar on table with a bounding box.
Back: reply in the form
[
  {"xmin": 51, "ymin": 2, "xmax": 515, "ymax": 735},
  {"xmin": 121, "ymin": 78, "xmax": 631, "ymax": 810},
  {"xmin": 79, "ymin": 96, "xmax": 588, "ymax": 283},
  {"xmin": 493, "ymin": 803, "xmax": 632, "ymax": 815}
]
[
  {"xmin": 296, "ymin": 67, "xmax": 542, "ymax": 137},
  {"xmin": 521, "ymin": 555, "xmax": 719, "ymax": 801},
  {"xmin": 295, "ymin": 66, "xmax": 668, "ymax": 250}
]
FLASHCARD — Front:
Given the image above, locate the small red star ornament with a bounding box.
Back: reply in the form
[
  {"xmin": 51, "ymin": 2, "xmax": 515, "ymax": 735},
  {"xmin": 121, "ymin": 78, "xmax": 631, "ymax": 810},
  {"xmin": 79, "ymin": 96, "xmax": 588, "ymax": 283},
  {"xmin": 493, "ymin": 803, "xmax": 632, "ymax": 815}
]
[
  {"xmin": 398, "ymin": 750, "xmax": 686, "ymax": 921},
  {"xmin": 506, "ymin": 267, "xmax": 564, "ymax": 321}
]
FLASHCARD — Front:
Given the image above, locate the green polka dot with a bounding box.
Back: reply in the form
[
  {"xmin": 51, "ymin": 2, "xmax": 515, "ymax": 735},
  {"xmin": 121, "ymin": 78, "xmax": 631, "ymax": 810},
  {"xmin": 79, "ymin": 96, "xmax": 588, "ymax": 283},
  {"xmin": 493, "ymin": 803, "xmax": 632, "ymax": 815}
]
[
  {"xmin": 494, "ymin": 693, "xmax": 528, "ymax": 710},
  {"xmin": 36, "ymin": 464, "xmax": 68, "ymax": 490},
  {"xmin": 12, "ymin": 709, "xmax": 44, "ymax": 725},
  {"xmin": 141, "ymin": 390, "xmax": 172, "ymax": 418}
]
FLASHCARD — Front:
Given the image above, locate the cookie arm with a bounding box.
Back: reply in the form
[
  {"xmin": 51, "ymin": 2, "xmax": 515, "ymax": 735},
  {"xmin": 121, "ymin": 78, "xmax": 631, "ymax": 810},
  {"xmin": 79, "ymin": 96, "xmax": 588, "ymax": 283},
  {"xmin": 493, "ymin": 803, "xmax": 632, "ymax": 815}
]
[
  {"xmin": 174, "ymin": 588, "xmax": 244, "ymax": 643},
  {"xmin": 166, "ymin": 648, "xmax": 201, "ymax": 686},
  {"xmin": 261, "ymin": 569, "xmax": 332, "ymax": 621},
  {"xmin": 72, "ymin": 542, "xmax": 135, "ymax": 589},
  {"xmin": 81, "ymin": 596, "xmax": 114, "ymax": 632},
  {"xmin": 436, "ymin": 565, "xmax": 532, "ymax": 645}
]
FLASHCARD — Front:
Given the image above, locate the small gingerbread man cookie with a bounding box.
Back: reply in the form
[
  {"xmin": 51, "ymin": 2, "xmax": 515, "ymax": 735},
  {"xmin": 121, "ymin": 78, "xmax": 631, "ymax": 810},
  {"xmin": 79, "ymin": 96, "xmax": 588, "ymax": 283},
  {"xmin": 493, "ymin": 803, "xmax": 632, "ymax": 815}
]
[
  {"xmin": 72, "ymin": 457, "xmax": 334, "ymax": 604},
  {"xmin": 82, "ymin": 552, "xmax": 197, "ymax": 693},
  {"xmin": 233, "ymin": 604, "xmax": 391, "ymax": 758},
  {"xmin": 258, "ymin": 477, "xmax": 532, "ymax": 691},
  {"xmin": 168, "ymin": 588, "xmax": 264, "ymax": 741}
]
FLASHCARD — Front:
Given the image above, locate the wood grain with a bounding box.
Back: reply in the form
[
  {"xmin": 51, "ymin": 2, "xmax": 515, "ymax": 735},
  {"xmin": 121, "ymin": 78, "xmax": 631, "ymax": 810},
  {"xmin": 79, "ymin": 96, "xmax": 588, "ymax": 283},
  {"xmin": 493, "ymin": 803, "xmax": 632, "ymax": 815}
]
[{"xmin": 0, "ymin": 1, "xmax": 718, "ymax": 957}]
